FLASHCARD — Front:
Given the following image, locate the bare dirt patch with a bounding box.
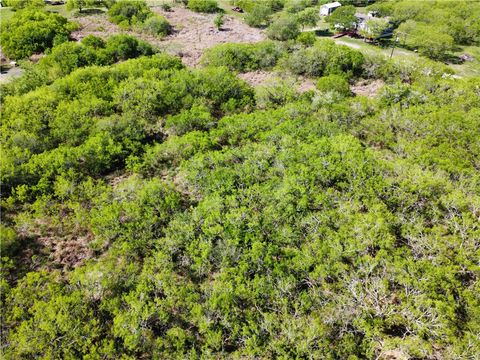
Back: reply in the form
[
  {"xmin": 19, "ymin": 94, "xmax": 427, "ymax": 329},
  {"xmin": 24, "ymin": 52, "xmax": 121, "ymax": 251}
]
[
  {"xmin": 153, "ymin": 7, "xmax": 265, "ymax": 66},
  {"xmin": 238, "ymin": 70, "xmax": 275, "ymax": 87},
  {"xmin": 71, "ymin": 14, "xmax": 124, "ymax": 41},
  {"xmin": 351, "ymin": 79, "xmax": 385, "ymax": 98},
  {"xmin": 17, "ymin": 218, "xmax": 94, "ymax": 271},
  {"xmin": 0, "ymin": 65, "xmax": 23, "ymax": 84},
  {"xmin": 296, "ymin": 76, "xmax": 316, "ymax": 93},
  {"xmin": 239, "ymin": 71, "xmax": 317, "ymax": 94},
  {"xmin": 71, "ymin": 7, "xmax": 265, "ymax": 67}
]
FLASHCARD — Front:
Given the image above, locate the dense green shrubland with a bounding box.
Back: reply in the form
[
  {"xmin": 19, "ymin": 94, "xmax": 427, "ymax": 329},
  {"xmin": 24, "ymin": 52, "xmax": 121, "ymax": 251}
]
[
  {"xmin": 1, "ymin": 35, "xmax": 155, "ymax": 99},
  {"xmin": 201, "ymin": 41, "xmax": 285, "ymax": 72},
  {"xmin": 201, "ymin": 39, "xmax": 365, "ymax": 78},
  {"xmin": 187, "ymin": 0, "xmax": 219, "ymax": 13},
  {"xmin": 0, "ymin": 55, "xmax": 253, "ymax": 200},
  {"xmin": 0, "ymin": 8, "xmax": 78, "ymax": 59},
  {"xmin": 1, "ymin": 8, "xmax": 480, "ymax": 359}
]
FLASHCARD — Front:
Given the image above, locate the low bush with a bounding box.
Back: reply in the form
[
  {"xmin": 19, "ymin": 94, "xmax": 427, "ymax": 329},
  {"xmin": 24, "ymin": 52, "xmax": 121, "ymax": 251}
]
[
  {"xmin": 361, "ymin": 53, "xmax": 453, "ymax": 82},
  {"xmin": 266, "ymin": 16, "xmax": 300, "ymax": 41},
  {"xmin": 142, "ymin": 15, "xmax": 172, "ymax": 37},
  {"xmin": 0, "ymin": 34, "xmax": 156, "ymax": 98},
  {"xmin": 108, "ymin": 0, "xmax": 151, "ymax": 27},
  {"xmin": 99, "ymin": 34, "xmax": 155, "ymax": 63},
  {"xmin": 296, "ymin": 32, "xmax": 316, "ymax": 46},
  {"xmin": 244, "ymin": 4, "xmax": 273, "ymax": 28},
  {"xmin": 187, "ymin": 0, "xmax": 219, "ymax": 13},
  {"xmin": 255, "ymin": 77, "xmax": 299, "ymax": 109},
  {"xmin": 316, "ymin": 74, "xmax": 351, "ymax": 98},
  {"xmin": 3, "ymin": 0, "xmax": 44, "ymax": 10}
]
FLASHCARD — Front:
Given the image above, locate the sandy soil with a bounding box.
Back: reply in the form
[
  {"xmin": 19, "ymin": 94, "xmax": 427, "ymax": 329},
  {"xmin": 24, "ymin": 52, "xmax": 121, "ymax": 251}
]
[{"xmin": 72, "ymin": 6, "xmax": 265, "ymax": 67}]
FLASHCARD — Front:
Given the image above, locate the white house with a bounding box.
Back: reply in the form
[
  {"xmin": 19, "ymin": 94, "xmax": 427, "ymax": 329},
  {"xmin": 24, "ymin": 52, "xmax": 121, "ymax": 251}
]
[{"xmin": 320, "ymin": 2, "xmax": 342, "ymax": 16}]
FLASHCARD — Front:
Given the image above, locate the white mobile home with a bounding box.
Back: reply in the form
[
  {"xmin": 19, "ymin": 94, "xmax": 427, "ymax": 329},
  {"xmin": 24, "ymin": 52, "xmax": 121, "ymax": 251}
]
[{"xmin": 320, "ymin": 2, "xmax": 342, "ymax": 16}]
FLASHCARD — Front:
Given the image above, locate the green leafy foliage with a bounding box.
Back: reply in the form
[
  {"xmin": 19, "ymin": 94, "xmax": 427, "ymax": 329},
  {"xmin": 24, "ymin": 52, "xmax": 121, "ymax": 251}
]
[
  {"xmin": 66, "ymin": 0, "xmax": 106, "ymax": 12},
  {"xmin": 108, "ymin": 0, "xmax": 152, "ymax": 27},
  {"xmin": 238, "ymin": 0, "xmax": 285, "ymax": 28},
  {"xmin": 106, "ymin": 0, "xmax": 171, "ymax": 34},
  {"xmin": 187, "ymin": 0, "xmax": 219, "ymax": 13},
  {"xmin": 316, "ymin": 74, "xmax": 351, "ymax": 98},
  {"xmin": 244, "ymin": 4, "xmax": 273, "ymax": 28},
  {"xmin": 296, "ymin": 7, "xmax": 319, "ymax": 29},
  {"xmin": 255, "ymin": 77, "xmax": 299, "ymax": 109},
  {"xmin": 267, "ymin": 16, "xmax": 300, "ymax": 41},
  {"xmin": 396, "ymin": 20, "xmax": 455, "ymax": 60},
  {"xmin": 142, "ymin": 14, "xmax": 172, "ymax": 36},
  {"xmin": 201, "ymin": 41, "xmax": 285, "ymax": 72},
  {"xmin": 0, "ymin": 9, "xmax": 78, "ymax": 59},
  {"xmin": 282, "ymin": 39, "xmax": 364, "ymax": 77},
  {"xmin": 0, "ymin": 55, "xmax": 252, "ymax": 199},
  {"xmin": 3, "ymin": 0, "xmax": 45, "ymax": 10},
  {"xmin": 369, "ymin": 0, "xmax": 480, "ymax": 59},
  {"xmin": 0, "ymin": 35, "xmax": 155, "ymax": 99},
  {"xmin": 214, "ymin": 13, "xmax": 224, "ymax": 30},
  {"xmin": 359, "ymin": 17, "xmax": 390, "ymax": 39},
  {"xmin": 326, "ymin": 5, "xmax": 357, "ymax": 31},
  {"xmin": 285, "ymin": 0, "xmax": 315, "ymax": 13},
  {"xmin": 296, "ymin": 31, "xmax": 316, "ymax": 46},
  {"xmin": 1, "ymin": 8, "xmax": 480, "ymax": 359}
]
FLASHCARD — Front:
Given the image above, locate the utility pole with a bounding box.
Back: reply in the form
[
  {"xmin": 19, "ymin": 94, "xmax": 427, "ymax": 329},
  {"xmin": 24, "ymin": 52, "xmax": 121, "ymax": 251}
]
[{"xmin": 390, "ymin": 36, "xmax": 399, "ymax": 59}]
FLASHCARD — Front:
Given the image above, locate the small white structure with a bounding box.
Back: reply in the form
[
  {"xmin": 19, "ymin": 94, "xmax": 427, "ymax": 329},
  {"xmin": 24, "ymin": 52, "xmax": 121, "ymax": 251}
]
[{"xmin": 320, "ymin": 2, "xmax": 342, "ymax": 16}]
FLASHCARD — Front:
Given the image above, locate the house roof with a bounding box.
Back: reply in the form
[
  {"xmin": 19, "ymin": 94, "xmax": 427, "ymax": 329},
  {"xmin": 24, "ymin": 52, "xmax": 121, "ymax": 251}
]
[{"xmin": 322, "ymin": 2, "xmax": 342, "ymax": 8}]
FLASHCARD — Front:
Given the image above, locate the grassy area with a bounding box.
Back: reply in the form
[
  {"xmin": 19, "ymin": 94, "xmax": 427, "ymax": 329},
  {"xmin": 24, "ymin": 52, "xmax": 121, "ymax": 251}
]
[
  {"xmin": 0, "ymin": 5, "xmax": 71, "ymax": 21},
  {"xmin": 45, "ymin": 4, "xmax": 71, "ymax": 17},
  {"xmin": 329, "ymin": 36, "xmax": 479, "ymax": 78},
  {"xmin": 333, "ymin": 37, "xmax": 416, "ymax": 58},
  {"xmin": 218, "ymin": 0, "xmax": 244, "ymax": 17},
  {"xmin": 451, "ymin": 45, "xmax": 480, "ymax": 77},
  {"xmin": 0, "ymin": 7, "xmax": 15, "ymax": 22}
]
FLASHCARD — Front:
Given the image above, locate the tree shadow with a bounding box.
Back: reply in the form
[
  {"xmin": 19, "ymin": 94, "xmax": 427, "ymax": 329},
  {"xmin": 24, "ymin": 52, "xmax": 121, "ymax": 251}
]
[
  {"xmin": 315, "ymin": 29, "xmax": 333, "ymax": 37},
  {"xmin": 443, "ymin": 53, "xmax": 465, "ymax": 65},
  {"xmin": 75, "ymin": 8, "xmax": 106, "ymax": 16}
]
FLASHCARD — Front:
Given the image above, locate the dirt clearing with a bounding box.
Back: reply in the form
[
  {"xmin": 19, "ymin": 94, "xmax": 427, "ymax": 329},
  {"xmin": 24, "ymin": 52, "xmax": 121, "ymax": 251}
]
[
  {"xmin": 153, "ymin": 7, "xmax": 265, "ymax": 66},
  {"xmin": 239, "ymin": 71, "xmax": 317, "ymax": 94},
  {"xmin": 71, "ymin": 6, "xmax": 265, "ymax": 67}
]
